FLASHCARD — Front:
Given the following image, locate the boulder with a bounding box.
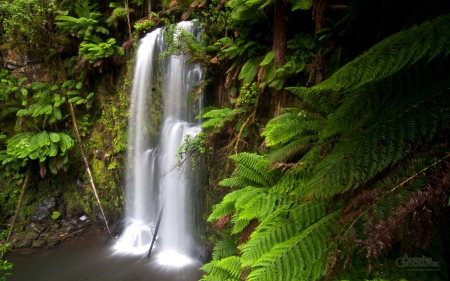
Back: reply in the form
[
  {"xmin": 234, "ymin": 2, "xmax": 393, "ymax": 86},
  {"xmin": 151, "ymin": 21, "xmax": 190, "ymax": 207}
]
[
  {"xmin": 30, "ymin": 198, "xmax": 56, "ymax": 222},
  {"xmin": 3, "ymin": 48, "xmax": 41, "ymax": 69},
  {"xmin": 11, "ymin": 63, "xmax": 52, "ymax": 83}
]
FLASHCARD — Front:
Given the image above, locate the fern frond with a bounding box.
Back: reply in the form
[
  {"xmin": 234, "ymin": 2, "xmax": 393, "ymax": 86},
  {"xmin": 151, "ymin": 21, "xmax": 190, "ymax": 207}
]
[
  {"xmin": 208, "ymin": 187, "xmax": 261, "ymax": 222},
  {"xmin": 234, "ymin": 163, "xmax": 269, "ymax": 187},
  {"xmin": 267, "ymin": 135, "xmax": 318, "ymax": 163},
  {"xmin": 313, "ymin": 14, "xmax": 450, "ymax": 92},
  {"xmin": 262, "ymin": 109, "xmax": 323, "ymax": 148},
  {"xmin": 201, "ymin": 107, "xmax": 246, "ymax": 132},
  {"xmin": 212, "ymin": 240, "xmax": 239, "ymax": 260},
  {"xmin": 290, "ymin": 0, "xmax": 313, "ymax": 11},
  {"xmin": 219, "ymin": 176, "xmax": 256, "ymax": 188},
  {"xmin": 230, "ymin": 215, "xmax": 251, "ymax": 234},
  {"xmin": 237, "ymin": 193, "xmax": 293, "ymax": 221},
  {"xmin": 239, "ymin": 199, "xmax": 330, "ymax": 267},
  {"xmin": 200, "ymin": 256, "xmax": 242, "ymax": 281},
  {"xmin": 246, "ymin": 210, "xmax": 340, "ymax": 281},
  {"xmin": 306, "ymin": 88, "xmax": 450, "ymax": 198},
  {"xmin": 238, "ymin": 56, "xmax": 264, "ymax": 84},
  {"xmin": 222, "ymin": 153, "xmax": 275, "ymax": 187}
]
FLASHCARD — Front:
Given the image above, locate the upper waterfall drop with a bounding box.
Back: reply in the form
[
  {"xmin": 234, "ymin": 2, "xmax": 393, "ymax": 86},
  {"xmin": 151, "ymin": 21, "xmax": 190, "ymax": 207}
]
[{"xmin": 116, "ymin": 22, "xmax": 204, "ymax": 261}]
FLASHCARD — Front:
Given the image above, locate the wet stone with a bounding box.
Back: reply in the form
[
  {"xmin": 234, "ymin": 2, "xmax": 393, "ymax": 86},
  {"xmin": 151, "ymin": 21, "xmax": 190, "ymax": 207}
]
[
  {"xmin": 31, "ymin": 239, "xmax": 46, "ymax": 248},
  {"xmin": 31, "ymin": 198, "xmax": 56, "ymax": 222}
]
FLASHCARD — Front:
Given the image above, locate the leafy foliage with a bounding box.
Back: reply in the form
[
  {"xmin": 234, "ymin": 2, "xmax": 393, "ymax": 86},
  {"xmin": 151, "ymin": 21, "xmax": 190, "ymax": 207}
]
[
  {"xmin": 55, "ymin": 3, "xmax": 109, "ymax": 38},
  {"xmin": 0, "ymin": 244, "xmax": 12, "ymax": 281},
  {"xmin": 203, "ymin": 11, "xmax": 450, "ymax": 281},
  {"xmin": 227, "ymin": 0, "xmax": 312, "ymax": 22},
  {"xmin": 55, "ymin": 2, "xmax": 123, "ymax": 65},
  {"xmin": 0, "ymin": 76, "xmax": 75, "ymax": 177},
  {"xmin": 79, "ymin": 38, "xmax": 124, "ymax": 63},
  {"xmin": 0, "ymin": 0, "xmax": 58, "ymax": 46},
  {"xmin": 200, "ymin": 107, "xmax": 246, "ymax": 133},
  {"xmin": 4, "ymin": 131, "xmax": 73, "ymax": 163}
]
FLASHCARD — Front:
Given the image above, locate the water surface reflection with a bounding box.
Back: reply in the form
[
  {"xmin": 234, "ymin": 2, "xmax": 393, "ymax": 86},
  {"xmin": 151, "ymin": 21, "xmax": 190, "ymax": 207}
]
[{"xmin": 6, "ymin": 227, "xmax": 203, "ymax": 281}]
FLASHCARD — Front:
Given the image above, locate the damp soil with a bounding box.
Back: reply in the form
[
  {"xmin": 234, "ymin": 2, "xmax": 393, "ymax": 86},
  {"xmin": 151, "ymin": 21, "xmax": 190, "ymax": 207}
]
[{"xmin": 5, "ymin": 225, "xmax": 203, "ymax": 281}]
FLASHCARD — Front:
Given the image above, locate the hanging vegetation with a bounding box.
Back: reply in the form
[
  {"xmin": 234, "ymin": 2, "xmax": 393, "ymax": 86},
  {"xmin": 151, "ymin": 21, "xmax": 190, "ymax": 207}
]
[{"xmin": 1, "ymin": 0, "xmax": 450, "ymax": 280}]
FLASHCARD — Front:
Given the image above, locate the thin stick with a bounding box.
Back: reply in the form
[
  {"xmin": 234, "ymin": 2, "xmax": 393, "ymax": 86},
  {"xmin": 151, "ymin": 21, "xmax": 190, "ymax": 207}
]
[
  {"xmin": 1, "ymin": 165, "xmax": 30, "ymax": 260},
  {"xmin": 147, "ymin": 204, "xmax": 164, "ymax": 258},
  {"xmin": 68, "ymin": 102, "xmax": 112, "ymax": 238}
]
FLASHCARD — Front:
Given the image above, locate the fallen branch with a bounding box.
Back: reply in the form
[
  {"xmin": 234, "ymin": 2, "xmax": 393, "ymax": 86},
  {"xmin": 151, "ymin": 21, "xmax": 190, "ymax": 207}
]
[
  {"xmin": 161, "ymin": 148, "xmax": 198, "ymax": 178},
  {"xmin": 147, "ymin": 204, "xmax": 164, "ymax": 258},
  {"xmin": 1, "ymin": 164, "xmax": 30, "ymax": 260},
  {"xmin": 68, "ymin": 102, "xmax": 112, "ymax": 238}
]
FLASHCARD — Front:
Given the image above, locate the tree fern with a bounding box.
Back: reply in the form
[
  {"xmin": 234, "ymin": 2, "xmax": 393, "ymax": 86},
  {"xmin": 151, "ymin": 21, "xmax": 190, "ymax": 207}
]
[
  {"xmin": 219, "ymin": 153, "xmax": 277, "ymax": 188},
  {"xmin": 268, "ymin": 136, "xmax": 318, "ymax": 163},
  {"xmin": 201, "ymin": 256, "xmax": 243, "ymax": 281},
  {"xmin": 307, "ymin": 14, "xmax": 449, "ymax": 93},
  {"xmin": 201, "ymin": 107, "xmax": 246, "ymax": 133},
  {"xmin": 262, "ymin": 109, "xmax": 323, "ymax": 147},
  {"xmin": 276, "ymin": 52, "xmax": 450, "ymax": 197},
  {"xmin": 237, "ymin": 192, "xmax": 295, "ymax": 221},
  {"xmin": 304, "ymin": 86, "xmax": 450, "ymax": 198},
  {"xmin": 212, "ymin": 240, "xmax": 239, "ymax": 260},
  {"xmin": 288, "ymin": 13, "xmax": 450, "ymax": 114},
  {"xmin": 204, "ymin": 12, "xmax": 450, "ymax": 281},
  {"xmin": 246, "ymin": 210, "xmax": 340, "ymax": 281},
  {"xmin": 239, "ymin": 199, "xmax": 330, "ymax": 267}
]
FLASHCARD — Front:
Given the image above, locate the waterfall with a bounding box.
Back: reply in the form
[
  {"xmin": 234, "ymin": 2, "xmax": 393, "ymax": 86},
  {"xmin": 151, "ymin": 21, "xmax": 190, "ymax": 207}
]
[{"xmin": 116, "ymin": 22, "xmax": 203, "ymax": 264}]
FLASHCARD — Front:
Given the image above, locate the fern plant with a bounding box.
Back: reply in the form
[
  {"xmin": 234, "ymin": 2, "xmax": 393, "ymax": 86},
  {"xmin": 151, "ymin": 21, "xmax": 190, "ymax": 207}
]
[
  {"xmin": 200, "ymin": 106, "xmax": 247, "ymax": 133},
  {"xmin": 203, "ymin": 12, "xmax": 450, "ymax": 281},
  {"xmin": 55, "ymin": 3, "xmax": 123, "ymax": 65},
  {"xmin": 262, "ymin": 108, "xmax": 323, "ymax": 163},
  {"xmin": 79, "ymin": 37, "xmax": 124, "ymax": 63},
  {"xmin": 55, "ymin": 3, "xmax": 109, "ymax": 38}
]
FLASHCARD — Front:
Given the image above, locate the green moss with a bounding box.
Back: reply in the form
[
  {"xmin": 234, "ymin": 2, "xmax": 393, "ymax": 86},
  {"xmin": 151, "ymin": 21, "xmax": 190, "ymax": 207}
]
[{"xmin": 152, "ymin": 74, "xmax": 164, "ymax": 137}]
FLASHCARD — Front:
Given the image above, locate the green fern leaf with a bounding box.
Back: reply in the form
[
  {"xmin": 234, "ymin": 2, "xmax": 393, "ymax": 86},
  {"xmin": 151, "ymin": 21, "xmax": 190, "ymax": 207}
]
[
  {"xmin": 239, "ymin": 199, "xmax": 330, "ymax": 267},
  {"xmin": 212, "ymin": 240, "xmax": 239, "ymax": 260},
  {"xmin": 246, "ymin": 210, "xmax": 340, "ymax": 281},
  {"xmin": 291, "ymin": 0, "xmax": 313, "ymax": 11}
]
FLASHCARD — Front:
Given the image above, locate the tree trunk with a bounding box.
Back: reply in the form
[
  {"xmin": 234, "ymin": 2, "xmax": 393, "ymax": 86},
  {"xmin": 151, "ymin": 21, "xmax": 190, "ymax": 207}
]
[
  {"xmin": 1, "ymin": 164, "xmax": 31, "ymax": 260},
  {"xmin": 68, "ymin": 102, "xmax": 112, "ymax": 238},
  {"xmin": 124, "ymin": 0, "xmax": 133, "ymax": 41},
  {"xmin": 273, "ymin": 0, "xmax": 287, "ymax": 67},
  {"xmin": 272, "ymin": 0, "xmax": 287, "ymax": 116},
  {"xmin": 148, "ymin": 0, "xmax": 152, "ymax": 16}
]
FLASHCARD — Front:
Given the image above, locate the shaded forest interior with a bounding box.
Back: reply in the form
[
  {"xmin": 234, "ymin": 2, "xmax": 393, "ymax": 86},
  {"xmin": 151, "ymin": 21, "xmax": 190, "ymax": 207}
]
[{"xmin": 1, "ymin": 0, "xmax": 450, "ymax": 280}]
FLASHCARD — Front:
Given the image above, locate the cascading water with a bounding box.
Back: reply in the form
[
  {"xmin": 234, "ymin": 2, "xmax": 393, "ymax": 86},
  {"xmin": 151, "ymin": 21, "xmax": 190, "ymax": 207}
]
[
  {"xmin": 4, "ymin": 21, "xmax": 205, "ymax": 281},
  {"xmin": 116, "ymin": 22, "xmax": 203, "ymax": 265}
]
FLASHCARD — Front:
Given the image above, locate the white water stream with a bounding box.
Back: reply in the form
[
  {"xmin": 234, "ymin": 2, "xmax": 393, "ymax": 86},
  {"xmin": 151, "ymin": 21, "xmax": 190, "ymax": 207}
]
[{"xmin": 116, "ymin": 22, "xmax": 203, "ymax": 266}]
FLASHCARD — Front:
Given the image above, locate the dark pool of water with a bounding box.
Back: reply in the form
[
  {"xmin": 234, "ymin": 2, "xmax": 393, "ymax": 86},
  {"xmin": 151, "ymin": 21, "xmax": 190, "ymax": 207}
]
[{"xmin": 5, "ymin": 227, "xmax": 203, "ymax": 281}]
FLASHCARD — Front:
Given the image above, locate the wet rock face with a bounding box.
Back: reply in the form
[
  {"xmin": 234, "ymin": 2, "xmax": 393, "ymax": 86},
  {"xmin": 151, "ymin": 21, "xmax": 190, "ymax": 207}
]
[
  {"xmin": 11, "ymin": 63, "xmax": 52, "ymax": 82},
  {"xmin": 2, "ymin": 48, "xmax": 51, "ymax": 82},
  {"xmin": 31, "ymin": 198, "xmax": 56, "ymax": 222},
  {"xmin": 3, "ymin": 48, "xmax": 41, "ymax": 69},
  {"xmin": 14, "ymin": 215, "xmax": 92, "ymax": 249}
]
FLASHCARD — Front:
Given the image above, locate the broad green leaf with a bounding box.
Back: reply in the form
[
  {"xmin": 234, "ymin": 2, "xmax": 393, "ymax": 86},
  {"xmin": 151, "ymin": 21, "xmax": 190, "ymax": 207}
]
[
  {"xmin": 62, "ymin": 80, "xmax": 74, "ymax": 88},
  {"xmin": 260, "ymin": 52, "xmax": 274, "ymax": 66}
]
